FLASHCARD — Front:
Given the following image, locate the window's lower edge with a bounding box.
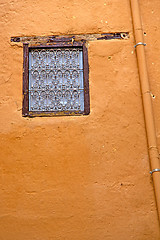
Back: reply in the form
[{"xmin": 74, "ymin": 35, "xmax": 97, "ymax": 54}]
[{"xmin": 22, "ymin": 110, "xmax": 89, "ymax": 117}]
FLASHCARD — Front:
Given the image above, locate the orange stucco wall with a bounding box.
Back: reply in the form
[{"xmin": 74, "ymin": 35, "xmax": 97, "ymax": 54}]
[{"xmin": 0, "ymin": 0, "xmax": 160, "ymax": 239}]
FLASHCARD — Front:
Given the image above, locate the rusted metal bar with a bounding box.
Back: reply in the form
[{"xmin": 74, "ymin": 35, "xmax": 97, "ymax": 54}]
[
  {"xmin": 97, "ymin": 32, "xmax": 126, "ymax": 40},
  {"xmin": 28, "ymin": 41, "xmax": 83, "ymax": 48},
  {"xmin": 22, "ymin": 43, "xmax": 29, "ymax": 116},
  {"xmin": 11, "ymin": 32, "xmax": 129, "ymax": 44},
  {"xmin": 83, "ymin": 43, "xmax": 90, "ymax": 115}
]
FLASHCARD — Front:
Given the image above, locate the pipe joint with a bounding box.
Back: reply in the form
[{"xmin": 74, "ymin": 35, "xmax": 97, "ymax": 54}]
[
  {"xmin": 150, "ymin": 169, "xmax": 160, "ymax": 175},
  {"xmin": 134, "ymin": 42, "xmax": 146, "ymax": 48}
]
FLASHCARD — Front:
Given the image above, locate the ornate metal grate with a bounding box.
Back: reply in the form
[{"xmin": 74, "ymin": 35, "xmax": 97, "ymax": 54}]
[{"xmin": 29, "ymin": 48, "xmax": 84, "ymax": 112}]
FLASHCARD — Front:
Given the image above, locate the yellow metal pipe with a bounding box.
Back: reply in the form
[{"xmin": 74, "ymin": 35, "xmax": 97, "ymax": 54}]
[{"xmin": 130, "ymin": 0, "xmax": 160, "ymax": 225}]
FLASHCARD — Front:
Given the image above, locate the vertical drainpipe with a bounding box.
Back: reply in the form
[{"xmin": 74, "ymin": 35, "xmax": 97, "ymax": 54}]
[{"xmin": 130, "ymin": 0, "xmax": 160, "ymax": 225}]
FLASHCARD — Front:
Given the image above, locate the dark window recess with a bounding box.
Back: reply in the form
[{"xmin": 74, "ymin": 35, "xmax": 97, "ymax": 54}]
[{"xmin": 22, "ymin": 42, "xmax": 90, "ymax": 117}]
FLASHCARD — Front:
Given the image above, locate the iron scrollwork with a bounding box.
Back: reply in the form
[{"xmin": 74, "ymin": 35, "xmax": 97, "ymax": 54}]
[{"xmin": 29, "ymin": 48, "xmax": 84, "ymax": 112}]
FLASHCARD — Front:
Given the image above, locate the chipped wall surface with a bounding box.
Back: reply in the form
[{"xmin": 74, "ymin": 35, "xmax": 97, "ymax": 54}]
[{"xmin": 0, "ymin": 0, "xmax": 160, "ymax": 239}]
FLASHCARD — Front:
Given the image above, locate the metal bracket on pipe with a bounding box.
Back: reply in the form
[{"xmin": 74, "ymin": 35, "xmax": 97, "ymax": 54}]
[
  {"xmin": 150, "ymin": 169, "xmax": 160, "ymax": 175},
  {"xmin": 134, "ymin": 42, "xmax": 146, "ymax": 48}
]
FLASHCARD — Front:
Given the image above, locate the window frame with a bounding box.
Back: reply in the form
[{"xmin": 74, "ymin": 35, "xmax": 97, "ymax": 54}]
[{"xmin": 22, "ymin": 41, "xmax": 90, "ymax": 117}]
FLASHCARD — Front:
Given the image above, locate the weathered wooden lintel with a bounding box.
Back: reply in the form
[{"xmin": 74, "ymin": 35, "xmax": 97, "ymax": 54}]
[{"xmin": 11, "ymin": 32, "xmax": 129, "ymax": 44}]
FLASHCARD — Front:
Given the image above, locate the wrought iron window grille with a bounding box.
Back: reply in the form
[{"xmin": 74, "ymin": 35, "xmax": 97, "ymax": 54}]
[{"xmin": 22, "ymin": 42, "xmax": 90, "ymax": 117}]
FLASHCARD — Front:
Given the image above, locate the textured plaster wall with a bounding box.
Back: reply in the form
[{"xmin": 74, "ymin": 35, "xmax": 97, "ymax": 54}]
[{"xmin": 0, "ymin": 0, "xmax": 160, "ymax": 239}]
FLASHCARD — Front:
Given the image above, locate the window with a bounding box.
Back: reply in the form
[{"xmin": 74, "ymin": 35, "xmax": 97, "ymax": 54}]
[{"xmin": 22, "ymin": 41, "xmax": 90, "ymax": 117}]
